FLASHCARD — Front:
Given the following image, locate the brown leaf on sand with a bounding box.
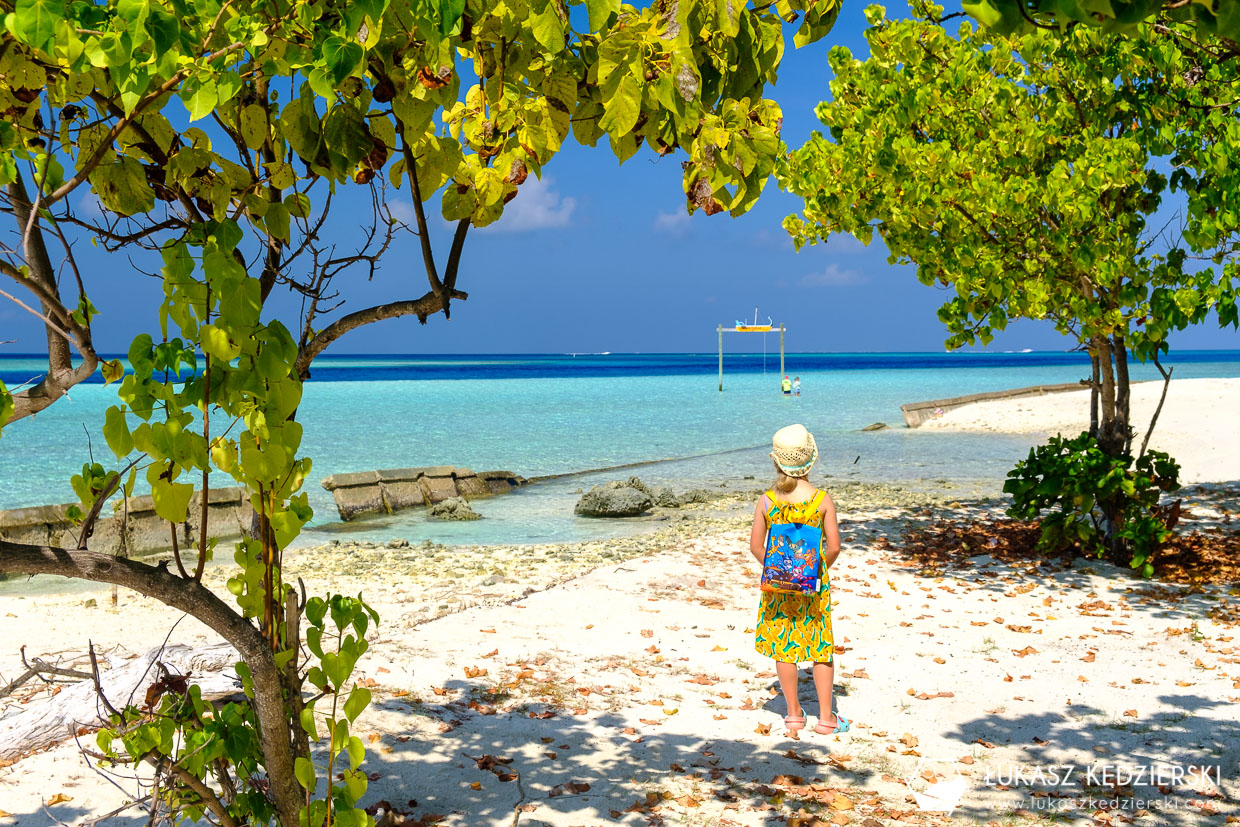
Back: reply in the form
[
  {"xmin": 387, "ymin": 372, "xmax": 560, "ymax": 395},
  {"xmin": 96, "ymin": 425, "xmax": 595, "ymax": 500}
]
[
  {"xmin": 933, "ymin": 657, "xmax": 946, "ymax": 664},
  {"xmin": 772, "ymin": 774, "xmax": 805, "ymax": 785},
  {"xmin": 481, "ymin": 649, "xmax": 499, "ymax": 658},
  {"xmin": 714, "ymin": 714, "xmax": 727, "ymax": 720},
  {"xmin": 831, "ymin": 793, "xmax": 854, "ymax": 811},
  {"xmin": 712, "ymin": 645, "xmax": 728, "ymax": 651},
  {"xmin": 755, "ymin": 722, "xmax": 772, "ymax": 735},
  {"xmin": 1013, "ymin": 646, "xmax": 1038, "ymax": 657},
  {"xmin": 480, "ymin": 628, "xmax": 497, "ymax": 633},
  {"xmin": 431, "ymin": 686, "xmax": 449, "ymax": 696},
  {"xmin": 46, "ymin": 794, "xmax": 73, "ymax": 806},
  {"xmin": 970, "ymin": 621, "xmax": 988, "ymax": 626},
  {"xmin": 975, "ymin": 738, "xmax": 997, "ymax": 749},
  {"xmin": 464, "ymin": 666, "xmax": 488, "ymax": 678},
  {"xmin": 1003, "ymin": 674, "xmax": 1014, "ymax": 683},
  {"xmin": 641, "ymin": 629, "xmax": 654, "ymax": 638},
  {"xmin": 687, "ymin": 675, "xmax": 718, "ymax": 685},
  {"xmin": 959, "ymin": 755, "xmax": 975, "ymax": 765},
  {"xmin": 640, "ymin": 718, "xmax": 662, "ymax": 726},
  {"xmin": 900, "ymin": 733, "xmax": 919, "ymax": 748},
  {"xmin": 474, "ymin": 755, "xmax": 513, "ymax": 775},
  {"xmin": 676, "ymin": 795, "xmax": 702, "ymax": 807},
  {"xmin": 1082, "ymin": 652, "xmax": 1096, "ymax": 662},
  {"xmin": 1124, "ymin": 709, "xmax": 1139, "ymax": 718}
]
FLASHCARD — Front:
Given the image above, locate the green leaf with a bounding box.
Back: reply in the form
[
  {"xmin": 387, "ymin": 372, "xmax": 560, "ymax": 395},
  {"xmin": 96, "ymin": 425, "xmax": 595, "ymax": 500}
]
[
  {"xmin": 322, "ymin": 36, "xmax": 363, "ymax": 86},
  {"xmin": 200, "ymin": 324, "xmax": 241, "ymax": 361},
  {"xmin": 438, "ymin": 0, "xmax": 466, "ymax": 35},
  {"xmin": 145, "ymin": 9, "xmax": 179, "ymax": 54},
  {"xmin": 346, "ymin": 735, "xmax": 365, "ymax": 770},
  {"xmin": 103, "ymin": 407, "xmax": 134, "ymax": 458},
  {"xmin": 322, "ymin": 104, "xmax": 371, "ymax": 168},
  {"xmin": 101, "ymin": 358, "xmax": 124, "ymax": 385},
  {"xmin": 14, "ymin": 0, "xmax": 63, "ymax": 50},
  {"xmin": 343, "ymin": 686, "xmax": 371, "ymax": 722},
  {"xmin": 151, "ymin": 478, "xmax": 194, "ymax": 523},
  {"xmin": 0, "ymin": 382, "xmax": 13, "ymax": 437},
  {"xmin": 91, "ymin": 156, "xmax": 156, "ymax": 216},
  {"xmin": 585, "ymin": 0, "xmax": 620, "ymax": 31},
  {"xmin": 181, "ymin": 79, "xmax": 219, "ymax": 122},
  {"xmin": 599, "ymin": 73, "xmax": 640, "ymax": 137},
  {"xmin": 294, "ymin": 756, "xmax": 317, "ymax": 792},
  {"xmin": 531, "ymin": 4, "xmax": 565, "ymax": 52},
  {"xmin": 239, "ymin": 104, "xmax": 269, "ymax": 150}
]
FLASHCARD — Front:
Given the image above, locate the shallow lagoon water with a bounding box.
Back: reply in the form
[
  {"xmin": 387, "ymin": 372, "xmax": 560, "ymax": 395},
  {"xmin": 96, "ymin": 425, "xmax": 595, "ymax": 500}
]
[{"xmin": 2, "ymin": 351, "xmax": 1238, "ymax": 547}]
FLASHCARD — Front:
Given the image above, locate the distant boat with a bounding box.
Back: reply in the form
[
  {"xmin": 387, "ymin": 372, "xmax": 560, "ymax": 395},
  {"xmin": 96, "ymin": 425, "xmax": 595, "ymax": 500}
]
[{"xmin": 736, "ymin": 307, "xmax": 773, "ymax": 332}]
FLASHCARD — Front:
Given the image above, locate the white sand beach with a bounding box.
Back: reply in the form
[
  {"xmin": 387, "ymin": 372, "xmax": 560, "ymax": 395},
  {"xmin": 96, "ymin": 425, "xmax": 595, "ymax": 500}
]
[
  {"xmin": 920, "ymin": 377, "xmax": 1240, "ymax": 484},
  {"xmin": 1, "ymin": 486, "xmax": 1237, "ymax": 826}
]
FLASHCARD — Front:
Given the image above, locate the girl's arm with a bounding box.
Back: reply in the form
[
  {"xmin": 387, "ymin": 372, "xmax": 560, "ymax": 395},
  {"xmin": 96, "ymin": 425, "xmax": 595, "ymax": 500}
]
[
  {"xmin": 748, "ymin": 497, "xmax": 768, "ymax": 564},
  {"xmin": 820, "ymin": 493, "xmax": 842, "ymax": 569}
]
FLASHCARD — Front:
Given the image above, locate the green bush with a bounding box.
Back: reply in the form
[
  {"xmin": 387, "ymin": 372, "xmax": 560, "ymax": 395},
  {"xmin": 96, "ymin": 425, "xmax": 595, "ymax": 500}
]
[{"xmin": 1003, "ymin": 432, "xmax": 1181, "ymax": 576}]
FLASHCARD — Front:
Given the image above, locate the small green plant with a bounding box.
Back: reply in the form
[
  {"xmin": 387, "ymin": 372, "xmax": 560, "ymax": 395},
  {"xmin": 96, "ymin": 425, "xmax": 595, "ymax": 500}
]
[{"xmin": 1004, "ymin": 432, "xmax": 1181, "ymax": 576}]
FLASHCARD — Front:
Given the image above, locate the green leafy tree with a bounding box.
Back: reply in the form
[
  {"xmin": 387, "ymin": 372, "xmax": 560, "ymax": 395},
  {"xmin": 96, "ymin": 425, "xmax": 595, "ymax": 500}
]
[
  {"xmin": 962, "ymin": 0, "xmax": 1240, "ymax": 46},
  {"xmin": 779, "ymin": 3, "xmax": 1237, "ymax": 554},
  {"xmin": 0, "ymin": 0, "xmax": 840, "ymax": 821}
]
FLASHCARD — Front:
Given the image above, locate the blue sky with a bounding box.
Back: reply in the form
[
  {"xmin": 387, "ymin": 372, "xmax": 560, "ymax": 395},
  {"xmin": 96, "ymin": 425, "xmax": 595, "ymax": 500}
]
[{"xmin": 2, "ymin": 2, "xmax": 1238, "ymax": 356}]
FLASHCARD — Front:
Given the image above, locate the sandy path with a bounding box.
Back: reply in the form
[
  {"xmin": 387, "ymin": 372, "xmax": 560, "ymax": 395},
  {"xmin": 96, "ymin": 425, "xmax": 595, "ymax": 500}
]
[
  {"xmin": 2, "ymin": 497, "xmax": 1237, "ymax": 826},
  {"xmin": 919, "ymin": 377, "xmax": 1240, "ymax": 484}
]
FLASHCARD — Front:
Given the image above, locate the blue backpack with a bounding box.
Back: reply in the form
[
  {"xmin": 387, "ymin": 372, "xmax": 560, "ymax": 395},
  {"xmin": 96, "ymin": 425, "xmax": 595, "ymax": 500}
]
[{"xmin": 761, "ymin": 491, "xmax": 824, "ymax": 595}]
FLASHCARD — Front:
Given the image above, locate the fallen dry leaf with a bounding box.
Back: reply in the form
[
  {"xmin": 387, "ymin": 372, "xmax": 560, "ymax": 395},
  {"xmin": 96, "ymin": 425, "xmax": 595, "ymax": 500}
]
[
  {"xmin": 755, "ymin": 723, "xmax": 772, "ymax": 735},
  {"xmin": 1124, "ymin": 709, "xmax": 1138, "ymax": 718},
  {"xmin": 464, "ymin": 666, "xmax": 487, "ymax": 678},
  {"xmin": 1082, "ymin": 652, "xmax": 1096, "ymax": 662},
  {"xmin": 47, "ymin": 794, "xmax": 74, "ymax": 806}
]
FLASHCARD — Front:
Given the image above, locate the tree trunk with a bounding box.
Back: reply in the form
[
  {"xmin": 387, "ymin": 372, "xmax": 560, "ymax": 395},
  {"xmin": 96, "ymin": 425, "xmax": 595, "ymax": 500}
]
[
  {"xmin": 1089, "ymin": 351, "xmax": 1100, "ymax": 439},
  {"xmin": 0, "ymin": 643, "xmax": 240, "ymax": 764},
  {"xmin": 1087, "ymin": 335, "xmax": 1134, "ymax": 561},
  {"xmin": 1114, "ymin": 335, "xmax": 1132, "ymax": 454}
]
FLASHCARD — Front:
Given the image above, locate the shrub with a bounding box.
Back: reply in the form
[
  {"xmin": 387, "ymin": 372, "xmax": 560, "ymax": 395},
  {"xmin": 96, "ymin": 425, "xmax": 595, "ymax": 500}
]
[{"xmin": 1003, "ymin": 432, "xmax": 1181, "ymax": 576}]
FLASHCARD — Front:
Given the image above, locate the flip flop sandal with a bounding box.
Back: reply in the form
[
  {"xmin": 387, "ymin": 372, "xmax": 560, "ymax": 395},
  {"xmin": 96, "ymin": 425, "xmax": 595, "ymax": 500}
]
[
  {"xmin": 784, "ymin": 715, "xmax": 807, "ymax": 733},
  {"xmin": 814, "ymin": 713, "xmax": 851, "ymax": 735}
]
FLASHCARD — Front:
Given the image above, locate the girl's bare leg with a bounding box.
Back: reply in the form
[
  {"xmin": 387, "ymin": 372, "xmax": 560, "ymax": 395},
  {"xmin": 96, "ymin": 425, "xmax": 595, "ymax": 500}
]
[
  {"xmin": 812, "ymin": 660, "xmax": 836, "ymax": 729},
  {"xmin": 776, "ymin": 660, "xmax": 803, "ymax": 724}
]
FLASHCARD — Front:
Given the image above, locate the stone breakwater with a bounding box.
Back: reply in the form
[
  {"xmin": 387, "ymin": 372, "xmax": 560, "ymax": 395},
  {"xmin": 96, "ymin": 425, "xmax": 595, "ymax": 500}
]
[{"xmin": 320, "ymin": 466, "xmax": 527, "ymax": 521}]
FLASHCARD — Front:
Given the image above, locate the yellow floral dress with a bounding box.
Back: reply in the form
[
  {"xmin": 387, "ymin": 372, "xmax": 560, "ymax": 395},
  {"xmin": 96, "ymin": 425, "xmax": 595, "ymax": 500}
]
[{"xmin": 754, "ymin": 489, "xmax": 834, "ymax": 664}]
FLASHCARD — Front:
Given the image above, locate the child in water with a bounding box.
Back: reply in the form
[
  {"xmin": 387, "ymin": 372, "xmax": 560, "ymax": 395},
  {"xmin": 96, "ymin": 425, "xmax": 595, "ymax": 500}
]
[{"xmin": 748, "ymin": 424, "xmax": 848, "ymax": 735}]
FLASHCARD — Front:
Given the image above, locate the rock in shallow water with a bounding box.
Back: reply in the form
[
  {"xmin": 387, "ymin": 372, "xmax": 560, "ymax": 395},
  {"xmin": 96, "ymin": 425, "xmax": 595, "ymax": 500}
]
[
  {"xmin": 574, "ymin": 484, "xmax": 653, "ymax": 517},
  {"xmin": 428, "ymin": 496, "xmax": 482, "ymax": 521}
]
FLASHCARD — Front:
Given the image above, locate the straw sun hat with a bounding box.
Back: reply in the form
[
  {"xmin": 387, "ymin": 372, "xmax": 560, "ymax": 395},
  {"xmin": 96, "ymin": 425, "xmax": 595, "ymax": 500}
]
[{"xmin": 770, "ymin": 424, "xmax": 818, "ymax": 478}]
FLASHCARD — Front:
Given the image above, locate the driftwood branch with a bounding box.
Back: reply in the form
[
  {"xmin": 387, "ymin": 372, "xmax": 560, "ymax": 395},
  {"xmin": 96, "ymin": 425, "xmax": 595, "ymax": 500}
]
[{"xmin": 0, "ymin": 648, "xmax": 91, "ymax": 701}]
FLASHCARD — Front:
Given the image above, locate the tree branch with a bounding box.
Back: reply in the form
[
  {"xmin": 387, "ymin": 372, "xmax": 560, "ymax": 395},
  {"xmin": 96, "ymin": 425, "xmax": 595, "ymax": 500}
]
[{"xmin": 293, "ymin": 289, "xmax": 467, "ymax": 379}]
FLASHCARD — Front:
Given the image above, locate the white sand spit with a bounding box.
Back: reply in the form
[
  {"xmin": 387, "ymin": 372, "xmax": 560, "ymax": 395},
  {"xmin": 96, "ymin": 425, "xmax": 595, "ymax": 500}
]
[{"xmin": 920, "ymin": 377, "xmax": 1240, "ymax": 483}]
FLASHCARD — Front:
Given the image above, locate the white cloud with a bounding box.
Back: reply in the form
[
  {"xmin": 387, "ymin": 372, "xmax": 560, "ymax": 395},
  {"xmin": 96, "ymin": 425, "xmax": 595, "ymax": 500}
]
[
  {"xmin": 483, "ymin": 176, "xmax": 576, "ymax": 232},
  {"xmin": 827, "ymin": 233, "xmax": 867, "ymax": 253},
  {"xmin": 387, "ymin": 199, "xmax": 416, "ymax": 226},
  {"xmin": 653, "ymin": 210, "xmax": 691, "ymax": 236},
  {"xmin": 799, "ymin": 263, "xmax": 866, "ymax": 288},
  {"xmin": 76, "ymin": 192, "xmax": 105, "ymax": 219}
]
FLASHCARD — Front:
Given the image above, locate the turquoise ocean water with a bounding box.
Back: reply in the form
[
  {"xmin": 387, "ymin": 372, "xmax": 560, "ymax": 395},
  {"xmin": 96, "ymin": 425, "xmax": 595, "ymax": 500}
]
[{"xmin": 2, "ymin": 351, "xmax": 1238, "ymax": 547}]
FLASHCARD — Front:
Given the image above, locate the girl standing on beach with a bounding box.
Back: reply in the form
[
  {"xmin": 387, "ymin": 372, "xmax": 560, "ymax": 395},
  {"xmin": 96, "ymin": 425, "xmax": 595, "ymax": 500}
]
[{"xmin": 749, "ymin": 424, "xmax": 848, "ymax": 735}]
